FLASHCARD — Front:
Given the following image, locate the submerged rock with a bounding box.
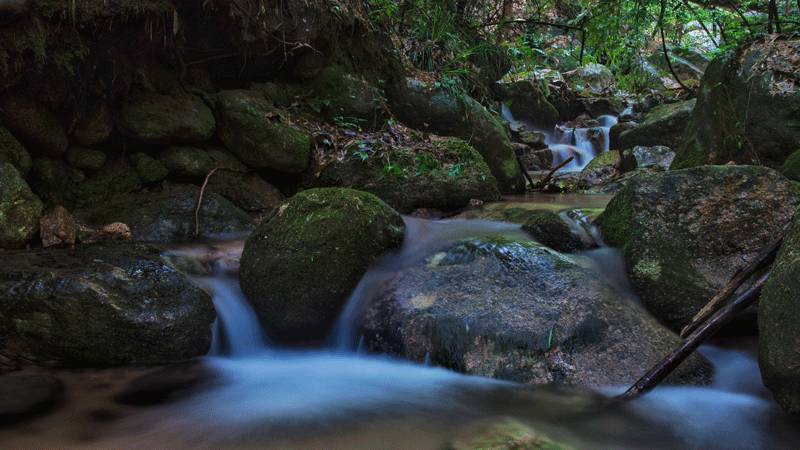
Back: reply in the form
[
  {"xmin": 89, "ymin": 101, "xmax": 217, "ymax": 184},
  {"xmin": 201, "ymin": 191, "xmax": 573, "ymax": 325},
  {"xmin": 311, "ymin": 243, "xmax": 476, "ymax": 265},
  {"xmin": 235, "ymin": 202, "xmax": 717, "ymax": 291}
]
[
  {"xmin": 759, "ymin": 211, "xmax": 800, "ymax": 415},
  {"xmin": 360, "ymin": 237, "xmax": 710, "ymax": 386},
  {"xmin": 240, "ymin": 188, "xmax": 405, "ymax": 340},
  {"xmin": 522, "ymin": 211, "xmax": 591, "ymax": 253},
  {"xmin": 0, "ymin": 162, "xmax": 43, "ymax": 249},
  {"xmin": 0, "ymin": 374, "xmax": 63, "ymax": 426},
  {"xmin": 451, "ymin": 418, "xmax": 573, "ymax": 450},
  {"xmin": 0, "ymin": 243, "xmax": 216, "ymax": 368},
  {"xmin": 0, "ymin": 94, "xmax": 67, "ymax": 157},
  {"xmin": 118, "ymin": 91, "xmax": 216, "ymax": 145},
  {"xmin": 0, "ymin": 125, "xmax": 32, "ymax": 175},
  {"xmin": 618, "ymin": 99, "xmax": 695, "ymax": 151},
  {"xmin": 597, "ymin": 165, "xmax": 799, "ymax": 329}
]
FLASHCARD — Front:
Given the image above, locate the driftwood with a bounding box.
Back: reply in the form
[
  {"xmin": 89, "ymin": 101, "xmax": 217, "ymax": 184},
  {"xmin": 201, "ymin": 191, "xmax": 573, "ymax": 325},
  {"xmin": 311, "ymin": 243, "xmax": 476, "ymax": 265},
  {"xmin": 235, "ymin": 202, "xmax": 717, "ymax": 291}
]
[
  {"xmin": 194, "ymin": 168, "xmax": 219, "ymax": 238},
  {"xmin": 680, "ymin": 232, "xmax": 785, "ymax": 338},
  {"xmin": 620, "ymin": 271, "xmax": 770, "ymax": 400},
  {"xmin": 533, "ymin": 156, "xmax": 574, "ymax": 190}
]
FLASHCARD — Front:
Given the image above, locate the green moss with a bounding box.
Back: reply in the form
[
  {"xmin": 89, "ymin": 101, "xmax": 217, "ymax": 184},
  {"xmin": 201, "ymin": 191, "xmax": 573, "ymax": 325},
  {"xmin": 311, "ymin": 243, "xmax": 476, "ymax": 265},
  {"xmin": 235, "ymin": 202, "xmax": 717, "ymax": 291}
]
[
  {"xmin": 0, "ymin": 125, "xmax": 32, "ymax": 176},
  {"xmin": 782, "ymin": 149, "xmax": 800, "ymax": 181},
  {"xmin": 0, "ymin": 163, "xmax": 43, "ymax": 248},
  {"xmin": 452, "ymin": 419, "xmax": 573, "ymax": 450},
  {"xmin": 522, "ymin": 211, "xmax": 585, "ymax": 253},
  {"xmin": 129, "ymin": 152, "xmax": 168, "ymax": 185}
]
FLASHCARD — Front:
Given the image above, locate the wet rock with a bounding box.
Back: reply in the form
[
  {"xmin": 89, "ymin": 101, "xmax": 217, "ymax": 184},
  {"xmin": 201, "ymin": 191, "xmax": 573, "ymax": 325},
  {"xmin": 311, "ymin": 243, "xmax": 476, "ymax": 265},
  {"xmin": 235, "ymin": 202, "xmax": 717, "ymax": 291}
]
[
  {"xmin": 566, "ymin": 63, "xmax": 615, "ymax": 95},
  {"xmin": 310, "ymin": 66, "xmax": 387, "ymax": 130},
  {"xmin": 618, "ymin": 99, "xmax": 695, "ymax": 151},
  {"xmin": 159, "ymin": 146, "xmax": 246, "ymax": 180},
  {"xmin": 72, "ymin": 102, "xmax": 114, "ymax": 147},
  {"xmin": 118, "ymin": 91, "xmax": 216, "ymax": 145},
  {"xmin": 0, "ymin": 94, "xmax": 67, "ymax": 157},
  {"xmin": 114, "ymin": 361, "xmax": 216, "ymax": 406},
  {"xmin": 0, "ymin": 243, "xmax": 216, "ymax": 367},
  {"xmin": 65, "ymin": 147, "xmax": 106, "ymax": 172},
  {"xmin": 497, "ymin": 80, "xmax": 560, "ymax": 127},
  {"xmin": 597, "ymin": 165, "xmax": 800, "ymax": 329},
  {"xmin": 0, "ymin": 125, "xmax": 32, "ymax": 175},
  {"xmin": 0, "ymin": 163, "xmax": 43, "ymax": 249},
  {"xmin": 0, "ymin": 374, "xmax": 63, "ymax": 426},
  {"xmin": 360, "ymin": 236, "xmax": 711, "ymax": 386},
  {"xmin": 518, "ymin": 130, "xmax": 547, "ymax": 149},
  {"xmin": 626, "ymin": 145, "xmax": 675, "ymax": 171},
  {"xmin": 39, "ymin": 206, "xmax": 78, "ymax": 248},
  {"xmin": 522, "ymin": 211, "xmax": 589, "ymax": 252},
  {"xmin": 317, "ymin": 138, "xmax": 500, "ymax": 213},
  {"xmin": 580, "ymin": 151, "xmax": 621, "ymax": 187},
  {"xmin": 76, "ymin": 184, "xmax": 254, "ymax": 242},
  {"xmin": 781, "ymin": 149, "xmax": 800, "ymax": 181},
  {"xmin": 240, "ymin": 188, "xmax": 405, "ymax": 340},
  {"xmin": 451, "ymin": 418, "xmax": 573, "ymax": 450},
  {"xmin": 674, "ymin": 39, "xmax": 800, "ymax": 169},
  {"xmin": 609, "ymin": 121, "xmax": 637, "ymax": 151},
  {"xmin": 760, "ymin": 211, "xmax": 800, "ymax": 414},
  {"xmin": 216, "ymin": 90, "xmax": 311, "ymax": 173},
  {"xmin": 517, "ymin": 145, "xmax": 553, "ymax": 171},
  {"xmin": 388, "ymin": 78, "xmax": 525, "ymax": 193},
  {"xmin": 129, "ymin": 152, "xmax": 169, "ymax": 185},
  {"xmin": 207, "ymin": 170, "xmax": 284, "ymax": 214}
]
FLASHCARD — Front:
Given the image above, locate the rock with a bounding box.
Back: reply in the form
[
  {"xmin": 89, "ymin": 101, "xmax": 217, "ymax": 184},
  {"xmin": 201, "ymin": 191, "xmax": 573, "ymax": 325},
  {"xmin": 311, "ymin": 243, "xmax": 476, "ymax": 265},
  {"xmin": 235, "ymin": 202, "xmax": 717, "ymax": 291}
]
[
  {"xmin": 39, "ymin": 206, "xmax": 78, "ymax": 248},
  {"xmin": 207, "ymin": 170, "xmax": 284, "ymax": 214},
  {"xmin": 618, "ymin": 99, "xmax": 695, "ymax": 151},
  {"xmin": 497, "ymin": 80, "xmax": 560, "ymax": 127},
  {"xmin": 626, "ymin": 145, "xmax": 675, "ymax": 171},
  {"xmin": 759, "ymin": 211, "xmax": 800, "ymax": 414},
  {"xmin": 580, "ymin": 151, "xmax": 621, "ymax": 187},
  {"xmin": 648, "ymin": 47, "xmax": 709, "ymax": 84},
  {"xmin": 129, "ymin": 152, "xmax": 169, "ymax": 185},
  {"xmin": 0, "ymin": 374, "xmax": 63, "ymax": 426},
  {"xmin": 360, "ymin": 236, "xmax": 711, "ymax": 386},
  {"xmin": 0, "ymin": 163, "xmax": 43, "ymax": 248},
  {"xmin": 0, "ymin": 125, "xmax": 31, "ymax": 175},
  {"xmin": 159, "ymin": 146, "xmax": 246, "ymax": 179},
  {"xmin": 118, "ymin": 91, "xmax": 216, "ymax": 145},
  {"xmin": 597, "ymin": 165, "xmax": 800, "ymax": 329},
  {"xmin": 72, "ymin": 102, "xmax": 114, "ymax": 147},
  {"xmin": 70, "ymin": 158, "xmax": 143, "ymax": 208},
  {"xmin": 388, "ymin": 78, "xmax": 525, "ymax": 193},
  {"xmin": 240, "ymin": 188, "xmax": 405, "ymax": 340},
  {"xmin": 781, "ymin": 149, "xmax": 800, "ymax": 181},
  {"xmin": 0, "ymin": 94, "xmax": 67, "ymax": 156},
  {"xmin": 517, "ymin": 146, "xmax": 553, "ymax": 171},
  {"xmin": 609, "ymin": 121, "xmax": 637, "ymax": 151},
  {"xmin": 451, "ymin": 418, "xmax": 572, "ymax": 450},
  {"xmin": 522, "ymin": 211, "xmax": 590, "ymax": 252},
  {"xmin": 566, "ymin": 63, "xmax": 615, "ymax": 94},
  {"xmin": 316, "ymin": 138, "xmax": 500, "ymax": 213},
  {"xmin": 114, "ymin": 361, "xmax": 215, "ymax": 406},
  {"xmin": 76, "ymin": 184, "xmax": 254, "ymax": 242},
  {"xmin": 65, "ymin": 147, "xmax": 106, "ymax": 171},
  {"xmin": 674, "ymin": 39, "xmax": 800, "ymax": 169},
  {"xmin": 310, "ymin": 66, "xmax": 387, "ymax": 130},
  {"xmin": 30, "ymin": 157, "xmax": 85, "ymax": 206},
  {"xmin": 216, "ymin": 90, "xmax": 311, "ymax": 173},
  {"xmin": 0, "ymin": 243, "xmax": 216, "ymax": 367},
  {"xmin": 518, "ymin": 130, "xmax": 547, "ymax": 148}
]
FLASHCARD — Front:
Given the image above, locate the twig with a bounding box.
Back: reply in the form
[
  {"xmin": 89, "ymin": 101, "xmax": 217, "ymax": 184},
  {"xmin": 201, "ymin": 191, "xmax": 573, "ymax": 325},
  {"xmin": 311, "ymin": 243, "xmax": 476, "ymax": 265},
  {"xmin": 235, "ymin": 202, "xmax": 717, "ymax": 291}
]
[
  {"xmin": 621, "ymin": 271, "xmax": 770, "ymax": 400},
  {"xmin": 195, "ymin": 168, "xmax": 219, "ymax": 238},
  {"xmin": 534, "ymin": 156, "xmax": 574, "ymax": 189}
]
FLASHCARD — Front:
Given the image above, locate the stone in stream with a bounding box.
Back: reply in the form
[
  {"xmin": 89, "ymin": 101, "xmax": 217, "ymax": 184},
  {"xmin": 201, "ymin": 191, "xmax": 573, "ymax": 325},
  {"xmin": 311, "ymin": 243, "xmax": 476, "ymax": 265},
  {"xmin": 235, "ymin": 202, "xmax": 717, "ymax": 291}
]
[
  {"xmin": 240, "ymin": 188, "xmax": 405, "ymax": 341},
  {"xmin": 759, "ymin": 210, "xmax": 800, "ymax": 415},
  {"xmin": 579, "ymin": 150, "xmax": 621, "ymax": 188},
  {"xmin": 0, "ymin": 243, "xmax": 216, "ymax": 368},
  {"xmin": 0, "ymin": 162, "xmax": 43, "ymax": 249},
  {"xmin": 597, "ymin": 165, "xmax": 800, "ymax": 330},
  {"xmin": 522, "ymin": 211, "xmax": 592, "ymax": 253},
  {"xmin": 360, "ymin": 236, "xmax": 711, "ymax": 386},
  {"xmin": 0, "ymin": 374, "xmax": 63, "ymax": 426},
  {"xmin": 617, "ymin": 99, "xmax": 695, "ymax": 151}
]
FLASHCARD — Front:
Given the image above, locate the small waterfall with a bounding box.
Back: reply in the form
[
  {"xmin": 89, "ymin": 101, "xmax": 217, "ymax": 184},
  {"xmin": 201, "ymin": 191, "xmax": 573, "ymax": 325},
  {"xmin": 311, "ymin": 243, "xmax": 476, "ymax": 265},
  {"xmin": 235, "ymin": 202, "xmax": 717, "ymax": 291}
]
[{"xmin": 549, "ymin": 115, "xmax": 618, "ymax": 172}]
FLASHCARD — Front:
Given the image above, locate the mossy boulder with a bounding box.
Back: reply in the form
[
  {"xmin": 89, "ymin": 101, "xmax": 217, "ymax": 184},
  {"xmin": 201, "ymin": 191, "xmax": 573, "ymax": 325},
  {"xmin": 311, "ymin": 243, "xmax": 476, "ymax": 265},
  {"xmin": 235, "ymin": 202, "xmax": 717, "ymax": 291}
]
[
  {"xmin": 159, "ymin": 146, "xmax": 246, "ymax": 179},
  {"xmin": 239, "ymin": 188, "xmax": 405, "ymax": 340},
  {"xmin": 580, "ymin": 150, "xmax": 621, "ymax": 187},
  {"xmin": 0, "ymin": 125, "xmax": 32, "ymax": 175},
  {"xmin": 0, "ymin": 243, "xmax": 216, "ymax": 368},
  {"xmin": 118, "ymin": 91, "xmax": 216, "ymax": 145},
  {"xmin": 388, "ymin": 78, "xmax": 525, "ymax": 193},
  {"xmin": 316, "ymin": 138, "xmax": 500, "ymax": 213},
  {"xmin": 0, "ymin": 94, "xmax": 67, "ymax": 156},
  {"xmin": 522, "ymin": 211, "xmax": 589, "ymax": 252},
  {"xmin": 206, "ymin": 170, "xmax": 284, "ymax": 214},
  {"xmin": 310, "ymin": 66, "xmax": 387, "ymax": 130},
  {"xmin": 216, "ymin": 89, "xmax": 311, "ymax": 173},
  {"xmin": 65, "ymin": 147, "xmax": 106, "ymax": 171},
  {"xmin": 674, "ymin": 39, "xmax": 800, "ymax": 169},
  {"xmin": 0, "ymin": 163, "xmax": 43, "ymax": 249},
  {"xmin": 760, "ymin": 211, "xmax": 800, "ymax": 414},
  {"xmin": 597, "ymin": 165, "xmax": 800, "ymax": 329},
  {"xmin": 618, "ymin": 99, "xmax": 695, "ymax": 151},
  {"xmin": 625, "ymin": 145, "xmax": 676, "ymax": 171},
  {"xmin": 129, "ymin": 152, "xmax": 169, "ymax": 185},
  {"xmin": 497, "ymin": 80, "xmax": 560, "ymax": 127},
  {"xmin": 360, "ymin": 236, "xmax": 711, "ymax": 386},
  {"xmin": 781, "ymin": 149, "xmax": 800, "ymax": 181},
  {"xmin": 567, "ymin": 63, "xmax": 615, "ymax": 94}
]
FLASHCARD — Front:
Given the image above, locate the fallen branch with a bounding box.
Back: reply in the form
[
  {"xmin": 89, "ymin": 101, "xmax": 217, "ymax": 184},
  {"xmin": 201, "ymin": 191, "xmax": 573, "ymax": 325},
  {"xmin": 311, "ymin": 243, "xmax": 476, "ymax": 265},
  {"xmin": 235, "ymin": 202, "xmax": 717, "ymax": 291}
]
[
  {"xmin": 680, "ymin": 231, "xmax": 785, "ymax": 338},
  {"xmin": 534, "ymin": 157, "xmax": 574, "ymax": 189},
  {"xmin": 620, "ymin": 271, "xmax": 770, "ymax": 400},
  {"xmin": 195, "ymin": 168, "xmax": 219, "ymax": 238},
  {"xmin": 516, "ymin": 155, "xmax": 536, "ymax": 188}
]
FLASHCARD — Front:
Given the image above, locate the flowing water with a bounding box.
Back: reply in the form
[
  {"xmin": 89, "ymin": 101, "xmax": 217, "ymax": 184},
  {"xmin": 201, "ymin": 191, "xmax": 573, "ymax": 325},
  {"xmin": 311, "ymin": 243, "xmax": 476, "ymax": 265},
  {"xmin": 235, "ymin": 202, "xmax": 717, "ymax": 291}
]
[{"xmin": 2, "ymin": 199, "xmax": 799, "ymax": 448}]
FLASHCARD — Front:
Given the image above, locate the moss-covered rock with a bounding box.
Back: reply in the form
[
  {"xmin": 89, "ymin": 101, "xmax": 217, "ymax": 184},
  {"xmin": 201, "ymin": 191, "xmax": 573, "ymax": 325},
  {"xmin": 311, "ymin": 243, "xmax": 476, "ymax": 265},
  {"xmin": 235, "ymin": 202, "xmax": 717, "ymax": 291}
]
[
  {"xmin": 760, "ymin": 211, "xmax": 800, "ymax": 415},
  {"xmin": 206, "ymin": 170, "xmax": 284, "ymax": 214},
  {"xmin": 580, "ymin": 150, "xmax": 621, "ymax": 187},
  {"xmin": 618, "ymin": 99, "xmax": 695, "ymax": 151},
  {"xmin": 118, "ymin": 91, "xmax": 216, "ymax": 145},
  {"xmin": 625, "ymin": 145, "xmax": 675, "ymax": 171},
  {"xmin": 239, "ymin": 188, "xmax": 405, "ymax": 340},
  {"xmin": 0, "ymin": 163, "xmax": 43, "ymax": 249},
  {"xmin": 388, "ymin": 78, "xmax": 525, "ymax": 193},
  {"xmin": 159, "ymin": 146, "xmax": 246, "ymax": 179},
  {"xmin": 0, "ymin": 125, "xmax": 32, "ymax": 175},
  {"xmin": 216, "ymin": 90, "xmax": 311, "ymax": 173},
  {"xmin": 129, "ymin": 152, "xmax": 169, "ymax": 185},
  {"xmin": 32, "ymin": 157, "xmax": 143, "ymax": 208},
  {"xmin": 597, "ymin": 165, "xmax": 800, "ymax": 330},
  {"xmin": 781, "ymin": 149, "xmax": 800, "ymax": 181},
  {"xmin": 522, "ymin": 211, "xmax": 588, "ymax": 252},
  {"xmin": 30, "ymin": 157, "xmax": 85, "ymax": 206},
  {"xmin": 497, "ymin": 80, "xmax": 560, "ymax": 127},
  {"xmin": 0, "ymin": 94, "xmax": 67, "ymax": 156},
  {"xmin": 65, "ymin": 147, "xmax": 106, "ymax": 171},
  {"xmin": 317, "ymin": 138, "xmax": 500, "ymax": 212},
  {"xmin": 451, "ymin": 418, "xmax": 573, "ymax": 450},
  {"xmin": 566, "ymin": 63, "xmax": 615, "ymax": 94},
  {"xmin": 0, "ymin": 243, "xmax": 215, "ymax": 368},
  {"xmin": 309, "ymin": 66, "xmax": 387, "ymax": 130}
]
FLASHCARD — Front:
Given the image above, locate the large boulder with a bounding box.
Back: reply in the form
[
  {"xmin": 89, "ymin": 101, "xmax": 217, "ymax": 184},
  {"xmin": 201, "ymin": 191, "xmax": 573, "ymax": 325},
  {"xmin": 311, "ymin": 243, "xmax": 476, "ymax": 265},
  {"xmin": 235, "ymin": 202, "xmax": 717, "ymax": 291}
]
[
  {"xmin": 566, "ymin": 63, "xmax": 615, "ymax": 95},
  {"xmin": 32, "ymin": 157, "xmax": 143, "ymax": 209},
  {"xmin": 206, "ymin": 170, "xmax": 284, "ymax": 215},
  {"xmin": 159, "ymin": 146, "xmax": 247, "ymax": 179},
  {"xmin": 674, "ymin": 39, "xmax": 800, "ymax": 169},
  {"xmin": 580, "ymin": 150, "xmax": 621, "ymax": 188},
  {"xmin": 240, "ymin": 188, "xmax": 405, "ymax": 340},
  {"xmin": 0, "ymin": 243, "xmax": 216, "ymax": 368},
  {"xmin": 618, "ymin": 99, "xmax": 695, "ymax": 151},
  {"xmin": 0, "ymin": 94, "xmax": 67, "ymax": 157},
  {"xmin": 360, "ymin": 236, "xmax": 711, "ymax": 386},
  {"xmin": 597, "ymin": 165, "xmax": 800, "ymax": 329},
  {"xmin": 0, "ymin": 163, "xmax": 43, "ymax": 249},
  {"xmin": 316, "ymin": 137, "xmax": 500, "ymax": 213},
  {"xmin": 0, "ymin": 125, "xmax": 31, "ymax": 175},
  {"xmin": 388, "ymin": 78, "xmax": 525, "ymax": 193},
  {"xmin": 496, "ymin": 80, "xmax": 560, "ymax": 127},
  {"xmin": 118, "ymin": 91, "xmax": 216, "ymax": 145},
  {"xmin": 309, "ymin": 66, "xmax": 387, "ymax": 130},
  {"xmin": 760, "ymin": 211, "xmax": 800, "ymax": 414},
  {"xmin": 216, "ymin": 90, "xmax": 311, "ymax": 173},
  {"xmin": 76, "ymin": 184, "xmax": 254, "ymax": 242}
]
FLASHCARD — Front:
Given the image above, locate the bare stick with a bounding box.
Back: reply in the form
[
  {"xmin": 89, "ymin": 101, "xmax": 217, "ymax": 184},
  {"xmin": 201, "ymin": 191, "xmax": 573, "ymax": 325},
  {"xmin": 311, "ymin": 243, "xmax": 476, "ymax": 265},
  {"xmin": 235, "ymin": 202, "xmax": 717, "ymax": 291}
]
[
  {"xmin": 516, "ymin": 155, "xmax": 536, "ymax": 188},
  {"xmin": 535, "ymin": 156, "xmax": 574, "ymax": 189},
  {"xmin": 620, "ymin": 271, "xmax": 770, "ymax": 400},
  {"xmin": 195, "ymin": 168, "xmax": 219, "ymax": 238}
]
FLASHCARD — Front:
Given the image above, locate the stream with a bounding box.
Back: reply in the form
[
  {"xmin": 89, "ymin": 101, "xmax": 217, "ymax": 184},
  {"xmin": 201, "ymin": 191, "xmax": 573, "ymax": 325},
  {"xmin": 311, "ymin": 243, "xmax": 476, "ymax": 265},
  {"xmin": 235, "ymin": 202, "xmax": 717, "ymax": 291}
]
[{"xmin": 1, "ymin": 196, "xmax": 798, "ymax": 449}]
